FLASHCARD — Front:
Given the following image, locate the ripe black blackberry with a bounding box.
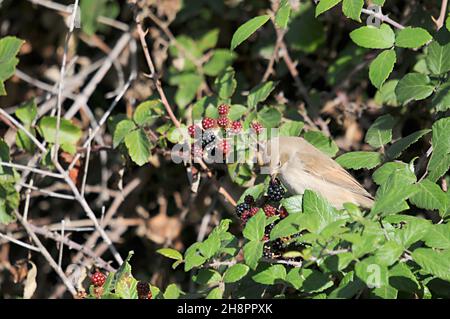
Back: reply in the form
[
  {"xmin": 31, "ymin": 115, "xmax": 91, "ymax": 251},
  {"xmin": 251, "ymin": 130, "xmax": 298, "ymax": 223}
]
[
  {"xmin": 137, "ymin": 281, "xmax": 150, "ymax": 299},
  {"xmin": 244, "ymin": 195, "xmax": 255, "ymax": 205},
  {"xmin": 201, "ymin": 131, "xmax": 216, "ymax": 148},
  {"xmin": 271, "ymin": 239, "xmax": 284, "ymax": 253},
  {"xmin": 263, "ymin": 244, "xmax": 275, "ymax": 258},
  {"xmin": 265, "ymin": 223, "xmax": 274, "ymax": 236},
  {"xmin": 235, "ymin": 202, "xmax": 250, "ymax": 217},
  {"xmin": 267, "ymin": 178, "xmax": 285, "ymax": 202}
]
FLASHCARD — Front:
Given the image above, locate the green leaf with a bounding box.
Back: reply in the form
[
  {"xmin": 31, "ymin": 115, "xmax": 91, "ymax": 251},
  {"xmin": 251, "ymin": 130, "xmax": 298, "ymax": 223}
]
[
  {"xmin": 157, "ymin": 248, "xmax": 183, "ymax": 260},
  {"xmin": 214, "ymin": 67, "xmax": 236, "ymax": 99},
  {"xmin": 302, "ymin": 190, "xmax": 340, "ymax": 233},
  {"xmin": 374, "ymin": 241, "xmax": 404, "ymax": 266},
  {"xmin": 270, "ymin": 212, "xmax": 305, "ymax": 240},
  {"xmin": 275, "ymin": 0, "xmax": 291, "ymax": 29},
  {"xmin": 386, "ymin": 129, "xmax": 431, "ymax": 159},
  {"xmin": 315, "ymin": 0, "xmax": 342, "ymax": 17},
  {"xmin": 80, "ymin": 0, "xmax": 119, "ymax": 36},
  {"xmin": 370, "ymin": 285, "xmax": 398, "ymax": 299},
  {"xmin": 372, "ymin": 161, "xmax": 416, "ymax": 185},
  {"xmin": 16, "ymin": 129, "xmax": 35, "ymax": 153},
  {"xmin": 279, "ymin": 121, "xmax": 304, "ymax": 137},
  {"xmin": 223, "ymin": 264, "xmax": 249, "ymax": 283},
  {"xmin": 237, "ymin": 183, "xmax": 265, "ymax": 204},
  {"xmin": 0, "ymin": 36, "xmax": 24, "ymax": 96},
  {"xmin": 428, "ymin": 117, "xmax": 450, "ymax": 181},
  {"xmin": 163, "ymin": 284, "xmax": 181, "ymax": 299},
  {"xmin": 365, "ymin": 114, "xmax": 396, "ymax": 147},
  {"xmin": 369, "ymin": 50, "xmax": 396, "ymax": 89},
  {"xmin": 342, "ymin": 0, "xmax": 363, "ymax": 22},
  {"xmin": 303, "ymin": 131, "xmax": 339, "ymax": 157},
  {"xmin": 203, "ymin": 49, "xmax": 236, "ymax": 76},
  {"xmin": 198, "ymin": 29, "xmax": 220, "ymax": 52},
  {"xmin": 355, "ymin": 258, "xmax": 389, "ymax": 288},
  {"xmin": 174, "ymin": 73, "xmax": 202, "ymax": 108},
  {"xmin": 37, "ymin": 116, "xmax": 82, "ymax": 154},
  {"xmin": 396, "ymin": 27, "xmax": 432, "ymax": 48},
  {"xmin": 389, "ymin": 262, "xmax": 420, "ymax": 293},
  {"xmin": 370, "ymin": 170, "xmax": 417, "ymax": 216},
  {"xmin": 328, "ymin": 271, "xmax": 364, "ymax": 298},
  {"xmin": 113, "ymin": 119, "xmax": 136, "ymax": 148},
  {"xmin": 410, "ymin": 179, "xmax": 448, "ymax": 215},
  {"xmin": 206, "ymin": 287, "xmax": 223, "ymax": 299},
  {"xmin": 336, "ymin": 151, "xmax": 382, "ymax": 169},
  {"xmin": 252, "ymin": 264, "xmax": 286, "ymax": 285},
  {"xmin": 286, "ymin": 268, "xmax": 333, "ymax": 292},
  {"xmin": 15, "ymin": 99, "xmax": 37, "ymax": 125},
  {"xmin": 243, "ymin": 209, "xmax": 266, "ymax": 241},
  {"xmin": 228, "ymin": 104, "xmax": 248, "ymax": 121},
  {"xmin": 411, "ymin": 248, "xmax": 450, "ymax": 281},
  {"xmin": 389, "ymin": 215, "xmax": 431, "ymax": 248},
  {"xmin": 257, "ymin": 106, "xmax": 282, "ymax": 128},
  {"xmin": 395, "ymin": 73, "xmax": 434, "ymax": 105},
  {"xmin": 230, "ymin": 15, "xmax": 270, "ymax": 50},
  {"xmin": 280, "ymin": 195, "xmax": 303, "ymax": 214},
  {"xmin": 432, "ymin": 82, "xmax": 450, "ymax": 112},
  {"xmin": 199, "ymin": 233, "xmax": 221, "ymax": 259},
  {"xmin": 115, "ymin": 273, "xmax": 138, "ymax": 299},
  {"xmin": 133, "ymin": 100, "xmax": 164, "ymax": 126},
  {"xmin": 184, "ymin": 243, "xmax": 207, "ymax": 271},
  {"xmin": 375, "ymin": 80, "xmax": 399, "ymax": 107},
  {"xmin": 192, "ymin": 269, "xmax": 222, "ymax": 285},
  {"xmin": 349, "ymin": 24, "xmax": 395, "ymax": 49},
  {"xmin": 423, "ymin": 224, "xmax": 450, "ymax": 249},
  {"xmin": 243, "ymin": 240, "xmax": 263, "ymax": 270},
  {"xmin": 124, "ymin": 129, "xmax": 151, "ymax": 166},
  {"xmin": 426, "ymin": 41, "xmax": 450, "ymax": 75},
  {"xmin": 247, "ymin": 81, "xmax": 276, "ymax": 109}
]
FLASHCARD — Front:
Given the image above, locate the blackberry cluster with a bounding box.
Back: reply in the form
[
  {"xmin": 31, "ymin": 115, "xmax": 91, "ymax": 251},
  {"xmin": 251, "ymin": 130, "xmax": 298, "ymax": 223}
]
[
  {"xmin": 235, "ymin": 179, "xmax": 302, "ymax": 263},
  {"xmin": 267, "ymin": 178, "xmax": 285, "ymax": 202},
  {"xmin": 201, "ymin": 130, "xmax": 216, "ymax": 148}
]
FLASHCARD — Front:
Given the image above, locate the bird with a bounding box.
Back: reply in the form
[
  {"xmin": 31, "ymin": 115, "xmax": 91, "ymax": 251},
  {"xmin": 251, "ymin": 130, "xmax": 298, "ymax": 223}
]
[{"xmin": 264, "ymin": 136, "xmax": 374, "ymax": 209}]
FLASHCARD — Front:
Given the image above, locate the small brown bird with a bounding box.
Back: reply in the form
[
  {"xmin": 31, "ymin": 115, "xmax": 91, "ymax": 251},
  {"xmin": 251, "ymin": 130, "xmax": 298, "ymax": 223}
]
[{"xmin": 265, "ymin": 136, "xmax": 373, "ymax": 209}]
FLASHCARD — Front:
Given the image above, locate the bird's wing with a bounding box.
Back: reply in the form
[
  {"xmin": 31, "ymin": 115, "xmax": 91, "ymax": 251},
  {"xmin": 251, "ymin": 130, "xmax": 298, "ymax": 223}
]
[{"xmin": 293, "ymin": 146, "xmax": 373, "ymax": 199}]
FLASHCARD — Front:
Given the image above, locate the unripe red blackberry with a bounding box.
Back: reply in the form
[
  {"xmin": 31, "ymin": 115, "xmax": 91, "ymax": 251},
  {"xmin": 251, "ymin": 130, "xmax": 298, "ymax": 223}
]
[
  {"xmin": 218, "ymin": 104, "xmax": 230, "ymax": 116},
  {"xmin": 230, "ymin": 121, "xmax": 242, "ymax": 134},
  {"xmin": 90, "ymin": 271, "xmax": 106, "ymax": 287},
  {"xmin": 263, "ymin": 204, "xmax": 277, "ymax": 217},
  {"xmin": 202, "ymin": 117, "xmax": 216, "ymax": 130},
  {"xmin": 267, "ymin": 178, "xmax": 285, "ymax": 202},
  {"xmin": 191, "ymin": 144, "xmax": 203, "ymax": 158},
  {"xmin": 137, "ymin": 281, "xmax": 150, "ymax": 299},
  {"xmin": 188, "ymin": 125, "xmax": 200, "ymax": 138},
  {"xmin": 251, "ymin": 121, "xmax": 263, "ymax": 134},
  {"xmin": 218, "ymin": 139, "xmax": 231, "ymax": 155},
  {"xmin": 249, "ymin": 206, "xmax": 259, "ymax": 216},
  {"xmin": 217, "ymin": 116, "xmax": 230, "ymax": 128}
]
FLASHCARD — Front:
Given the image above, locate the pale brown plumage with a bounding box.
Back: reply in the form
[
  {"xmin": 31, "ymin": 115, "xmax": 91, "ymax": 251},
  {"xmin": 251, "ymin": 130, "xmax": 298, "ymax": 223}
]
[{"xmin": 265, "ymin": 136, "xmax": 373, "ymax": 209}]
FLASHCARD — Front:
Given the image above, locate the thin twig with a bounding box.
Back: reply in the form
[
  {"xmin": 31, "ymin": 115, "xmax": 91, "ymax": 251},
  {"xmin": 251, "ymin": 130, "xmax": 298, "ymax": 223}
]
[
  {"xmin": 0, "ymin": 232, "xmax": 40, "ymax": 252},
  {"xmin": 432, "ymin": 0, "xmax": 449, "ymax": 30}
]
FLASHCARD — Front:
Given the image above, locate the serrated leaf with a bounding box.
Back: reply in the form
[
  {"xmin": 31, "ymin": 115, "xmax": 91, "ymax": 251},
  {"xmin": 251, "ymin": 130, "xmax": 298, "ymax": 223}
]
[
  {"xmin": 279, "ymin": 121, "xmax": 304, "ymax": 137},
  {"xmin": 203, "ymin": 49, "xmax": 236, "ymax": 76},
  {"xmin": 237, "ymin": 183, "xmax": 265, "ymax": 204},
  {"xmin": 124, "ymin": 129, "xmax": 151, "ymax": 166},
  {"xmin": 286, "ymin": 268, "xmax": 333, "ymax": 292},
  {"xmin": 113, "ymin": 119, "xmax": 136, "ymax": 148},
  {"xmin": 302, "ymin": 190, "xmax": 341, "ymax": 233},
  {"xmin": 432, "ymin": 82, "xmax": 450, "ymax": 112},
  {"xmin": 37, "ymin": 116, "xmax": 82, "ymax": 154},
  {"xmin": 243, "ymin": 240, "xmax": 263, "ymax": 270},
  {"xmin": 410, "ymin": 179, "xmax": 448, "ymax": 215},
  {"xmin": 355, "ymin": 258, "xmax": 389, "ymax": 288},
  {"xmin": 0, "ymin": 36, "xmax": 24, "ymax": 96},
  {"xmin": 257, "ymin": 106, "xmax": 281, "ymax": 128},
  {"xmin": 386, "ymin": 129, "xmax": 431, "ymax": 159},
  {"xmin": 372, "ymin": 161, "xmax": 416, "ymax": 185},
  {"xmin": 275, "ymin": 0, "xmax": 291, "ymax": 29},
  {"xmin": 157, "ymin": 248, "xmax": 183, "ymax": 260},
  {"xmin": 252, "ymin": 264, "xmax": 286, "ymax": 285},
  {"xmin": 342, "ymin": 0, "xmax": 363, "ymax": 22},
  {"xmin": 133, "ymin": 100, "xmax": 164, "ymax": 126},
  {"xmin": 369, "ymin": 50, "xmax": 396, "ymax": 89},
  {"xmin": 412, "ymin": 248, "xmax": 450, "ymax": 281},
  {"xmin": 192, "ymin": 269, "xmax": 222, "ymax": 285},
  {"xmin": 315, "ymin": 0, "xmax": 342, "ymax": 17},
  {"xmin": 270, "ymin": 212, "xmax": 305, "ymax": 240},
  {"xmin": 303, "ymin": 131, "xmax": 339, "ymax": 157},
  {"xmin": 423, "ymin": 224, "xmax": 450, "ymax": 249},
  {"xmin": 230, "ymin": 15, "xmax": 270, "ymax": 50},
  {"xmin": 247, "ymin": 81, "xmax": 276, "ymax": 109},
  {"xmin": 215, "ymin": 67, "xmax": 236, "ymax": 99},
  {"xmin": 374, "ymin": 241, "xmax": 404, "ymax": 266},
  {"xmin": 280, "ymin": 195, "xmax": 303, "ymax": 214},
  {"xmin": 375, "ymin": 80, "xmax": 399, "ymax": 107},
  {"xmin": 365, "ymin": 114, "xmax": 395, "ymax": 147},
  {"xmin": 395, "ymin": 73, "xmax": 434, "ymax": 105},
  {"xmin": 243, "ymin": 209, "xmax": 266, "ymax": 241},
  {"xmin": 389, "ymin": 262, "xmax": 420, "ymax": 293},
  {"xmin": 426, "ymin": 41, "xmax": 450, "ymax": 75},
  {"xmin": 206, "ymin": 287, "xmax": 223, "ymax": 299},
  {"xmin": 15, "ymin": 99, "xmax": 37, "ymax": 125},
  {"xmin": 223, "ymin": 264, "xmax": 249, "ymax": 283},
  {"xmin": 428, "ymin": 117, "xmax": 450, "ymax": 181},
  {"xmin": 396, "ymin": 27, "xmax": 432, "ymax": 48},
  {"xmin": 350, "ymin": 24, "xmax": 395, "ymax": 49},
  {"xmin": 163, "ymin": 284, "xmax": 181, "ymax": 299},
  {"xmin": 336, "ymin": 151, "xmax": 382, "ymax": 169}
]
